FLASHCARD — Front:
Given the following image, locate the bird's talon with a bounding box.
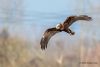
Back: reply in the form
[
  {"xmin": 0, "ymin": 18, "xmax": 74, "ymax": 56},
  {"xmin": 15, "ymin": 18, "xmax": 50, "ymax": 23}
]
[
  {"xmin": 69, "ymin": 32, "xmax": 75, "ymax": 35},
  {"xmin": 71, "ymin": 32, "xmax": 75, "ymax": 35}
]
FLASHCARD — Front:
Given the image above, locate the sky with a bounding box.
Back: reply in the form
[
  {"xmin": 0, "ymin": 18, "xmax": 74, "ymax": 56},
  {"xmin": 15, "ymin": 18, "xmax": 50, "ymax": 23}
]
[
  {"xmin": 0, "ymin": 0, "xmax": 100, "ymax": 41},
  {"xmin": 24, "ymin": 0, "xmax": 78, "ymax": 13}
]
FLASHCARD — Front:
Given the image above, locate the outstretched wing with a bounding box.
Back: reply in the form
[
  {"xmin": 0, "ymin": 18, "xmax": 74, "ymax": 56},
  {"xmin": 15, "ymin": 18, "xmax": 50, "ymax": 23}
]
[
  {"xmin": 40, "ymin": 28, "xmax": 60, "ymax": 50},
  {"xmin": 63, "ymin": 15, "xmax": 92, "ymax": 28}
]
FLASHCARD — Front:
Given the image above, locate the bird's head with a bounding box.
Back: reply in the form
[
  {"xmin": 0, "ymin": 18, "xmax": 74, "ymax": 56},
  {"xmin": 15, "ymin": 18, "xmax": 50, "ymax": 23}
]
[
  {"xmin": 79, "ymin": 15, "xmax": 92, "ymax": 21},
  {"xmin": 56, "ymin": 23, "xmax": 63, "ymax": 30}
]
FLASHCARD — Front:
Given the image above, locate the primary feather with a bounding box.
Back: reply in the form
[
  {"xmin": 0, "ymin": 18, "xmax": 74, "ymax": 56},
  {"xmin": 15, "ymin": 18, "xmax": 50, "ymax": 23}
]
[
  {"xmin": 63, "ymin": 15, "xmax": 92, "ymax": 29},
  {"xmin": 40, "ymin": 28, "xmax": 61, "ymax": 50}
]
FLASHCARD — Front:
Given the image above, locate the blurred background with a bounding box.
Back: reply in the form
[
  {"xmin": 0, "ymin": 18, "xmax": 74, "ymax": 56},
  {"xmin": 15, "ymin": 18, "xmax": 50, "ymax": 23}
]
[{"xmin": 0, "ymin": 0, "xmax": 100, "ymax": 67}]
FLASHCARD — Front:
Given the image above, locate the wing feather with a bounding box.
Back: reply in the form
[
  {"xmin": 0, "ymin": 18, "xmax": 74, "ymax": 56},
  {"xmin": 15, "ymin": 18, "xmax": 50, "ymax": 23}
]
[
  {"xmin": 40, "ymin": 28, "xmax": 60, "ymax": 50},
  {"xmin": 63, "ymin": 15, "xmax": 92, "ymax": 28}
]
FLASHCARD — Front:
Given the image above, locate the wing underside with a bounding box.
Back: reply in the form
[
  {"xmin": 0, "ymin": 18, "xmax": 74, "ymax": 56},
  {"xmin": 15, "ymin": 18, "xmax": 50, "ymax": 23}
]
[
  {"xmin": 63, "ymin": 15, "xmax": 92, "ymax": 28},
  {"xmin": 40, "ymin": 28, "xmax": 60, "ymax": 50}
]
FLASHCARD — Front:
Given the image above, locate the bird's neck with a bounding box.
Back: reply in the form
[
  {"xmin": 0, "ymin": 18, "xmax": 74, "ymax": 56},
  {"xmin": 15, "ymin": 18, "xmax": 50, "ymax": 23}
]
[{"xmin": 60, "ymin": 24, "xmax": 64, "ymax": 30}]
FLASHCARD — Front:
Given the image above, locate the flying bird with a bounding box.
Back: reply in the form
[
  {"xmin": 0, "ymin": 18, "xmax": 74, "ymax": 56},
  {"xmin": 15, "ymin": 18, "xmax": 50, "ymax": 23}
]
[{"xmin": 40, "ymin": 15, "xmax": 92, "ymax": 50}]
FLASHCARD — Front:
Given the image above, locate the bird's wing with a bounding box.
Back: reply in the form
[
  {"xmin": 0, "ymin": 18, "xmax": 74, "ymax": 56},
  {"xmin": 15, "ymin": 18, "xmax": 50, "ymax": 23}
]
[
  {"xmin": 63, "ymin": 15, "xmax": 92, "ymax": 28},
  {"xmin": 40, "ymin": 28, "xmax": 60, "ymax": 50}
]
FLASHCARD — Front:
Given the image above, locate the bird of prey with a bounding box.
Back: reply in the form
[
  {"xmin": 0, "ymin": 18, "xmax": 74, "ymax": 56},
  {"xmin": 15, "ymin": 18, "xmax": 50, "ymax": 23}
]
[{"xmin": 40, "ymin": 15, "xmax": 92, "ymax": 50}]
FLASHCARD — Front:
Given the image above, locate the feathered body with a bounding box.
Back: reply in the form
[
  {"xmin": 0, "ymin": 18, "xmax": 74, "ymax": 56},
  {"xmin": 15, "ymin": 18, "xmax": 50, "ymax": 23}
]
[{"xmin": 40, "ymin": 15, "xmax": 92, "ymax": 50}]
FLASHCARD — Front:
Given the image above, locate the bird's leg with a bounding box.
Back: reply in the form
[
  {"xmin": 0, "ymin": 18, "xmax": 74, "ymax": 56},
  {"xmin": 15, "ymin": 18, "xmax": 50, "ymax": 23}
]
[{"xmin": 67, "ymin": 28, "xmax": 75, "ymax": 35}]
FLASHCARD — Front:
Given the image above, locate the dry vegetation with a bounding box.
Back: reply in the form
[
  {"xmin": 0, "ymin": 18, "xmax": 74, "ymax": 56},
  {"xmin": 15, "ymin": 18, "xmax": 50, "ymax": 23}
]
[{"xmin": 0, "ymin": 28, "xmax": 99, "ymax": 67}]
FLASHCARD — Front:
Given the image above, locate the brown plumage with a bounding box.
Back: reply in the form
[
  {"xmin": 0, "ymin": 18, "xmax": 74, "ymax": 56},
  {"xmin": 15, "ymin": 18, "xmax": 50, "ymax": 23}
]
[{"xmin": 40, "ymin": 15, "xmax": 92, "ymax": 50}]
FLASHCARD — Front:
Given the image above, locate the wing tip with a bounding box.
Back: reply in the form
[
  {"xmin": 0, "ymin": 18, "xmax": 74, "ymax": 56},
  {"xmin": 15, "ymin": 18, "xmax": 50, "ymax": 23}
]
[
  {"xmin": 41, "ymin": 47, "xmax": 45, "ymax": 50},
  {"xmin": 40, "ymin": 39, "xmax": 47, "ymax": 50},
  {"xmin": 41, "ymin": 45, "xmax": 47, "ymax": 50}
]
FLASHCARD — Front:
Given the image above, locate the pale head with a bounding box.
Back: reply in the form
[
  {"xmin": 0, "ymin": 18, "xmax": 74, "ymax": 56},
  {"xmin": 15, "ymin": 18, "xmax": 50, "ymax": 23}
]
[{"xmin": 56, "ymin": 23, "xmax": 63, "ymax": 30}]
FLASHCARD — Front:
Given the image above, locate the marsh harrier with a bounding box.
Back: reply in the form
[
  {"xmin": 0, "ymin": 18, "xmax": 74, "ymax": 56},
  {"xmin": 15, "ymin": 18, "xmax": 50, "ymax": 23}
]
[{"xmin": 40, "ymin": 15, "xmax": 92, "ymax": 50}]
